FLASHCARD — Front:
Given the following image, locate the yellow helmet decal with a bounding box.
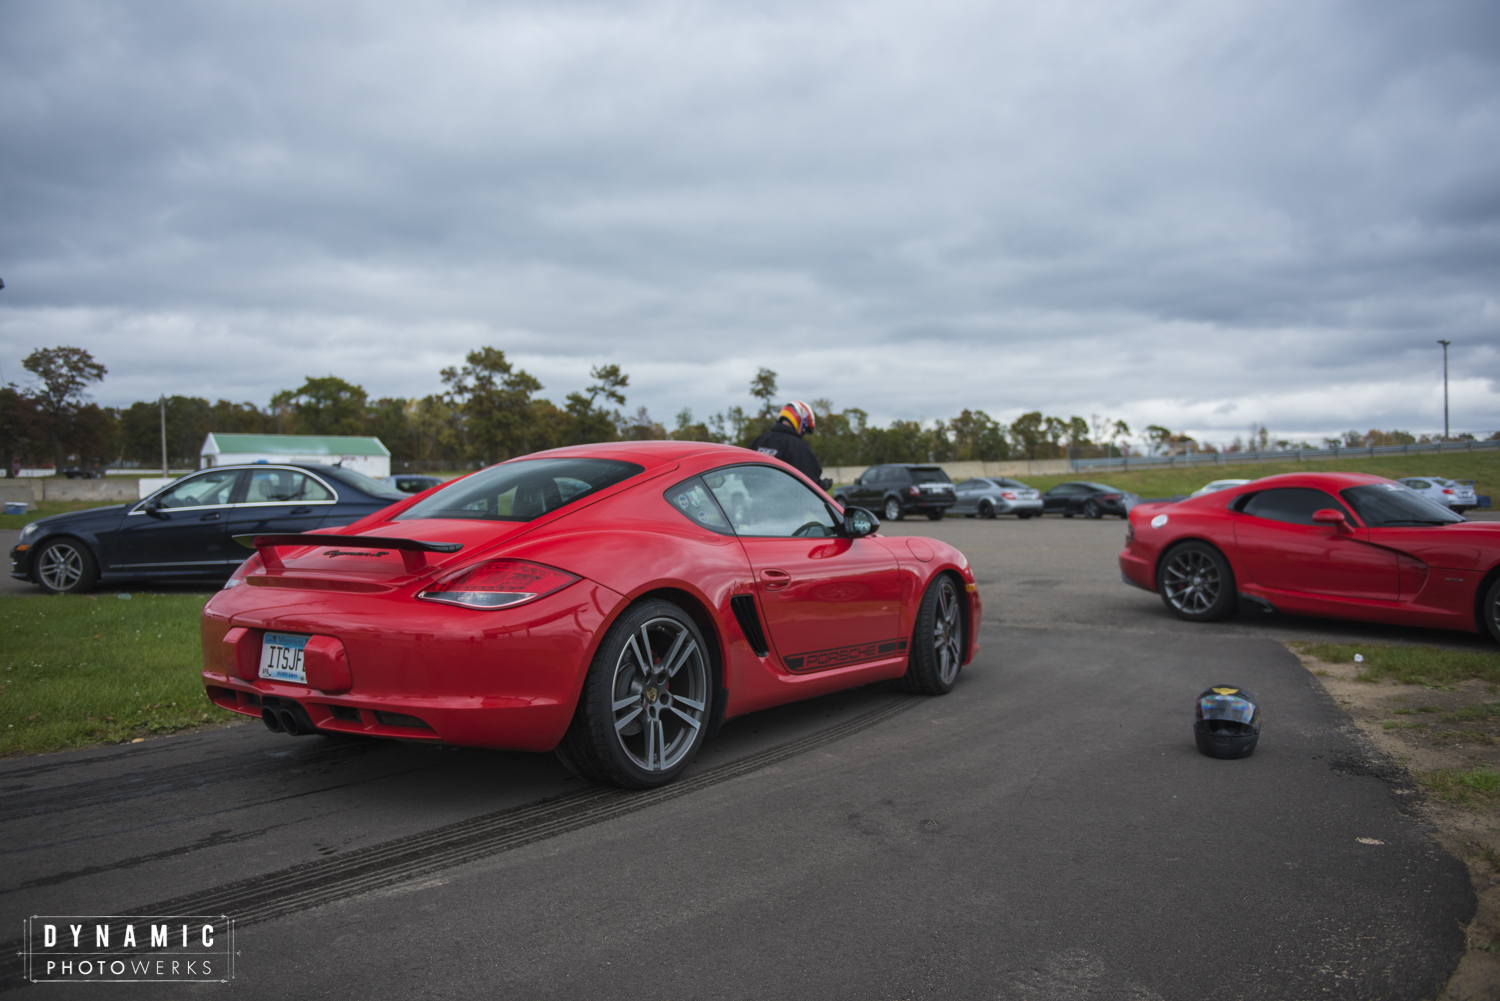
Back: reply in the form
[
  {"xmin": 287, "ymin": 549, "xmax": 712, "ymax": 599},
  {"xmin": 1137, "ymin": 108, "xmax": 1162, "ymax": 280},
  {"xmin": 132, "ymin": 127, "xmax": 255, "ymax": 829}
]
[{"xmin": 1211, "ymin": 687, "xmax": 1239, "ymax": 695}]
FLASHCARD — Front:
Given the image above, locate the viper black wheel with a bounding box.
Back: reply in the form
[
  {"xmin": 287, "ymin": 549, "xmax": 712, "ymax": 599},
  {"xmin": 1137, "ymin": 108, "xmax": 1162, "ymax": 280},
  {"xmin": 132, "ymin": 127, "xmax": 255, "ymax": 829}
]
[
  {"xmin": 34, "ymin": 538, "xmax": 99, "ymax": 594},
  {"xmin": 1482, "ymin": 576, "xmax": 1500, "ymax": 646},
  {"xmin": 1158, "ymin": 542, "xmax": 1238, "ymax": 622},
  {"xmin": 556, "ymin": 599, "xmax": 713, "ymax": 788},
  {"xmin": 898, "ymin": 575, "xmax": 964, "ymax": 695},
  {"xmin": 884, "ymin": 497, "xmax": 904, "ymax": 521}
]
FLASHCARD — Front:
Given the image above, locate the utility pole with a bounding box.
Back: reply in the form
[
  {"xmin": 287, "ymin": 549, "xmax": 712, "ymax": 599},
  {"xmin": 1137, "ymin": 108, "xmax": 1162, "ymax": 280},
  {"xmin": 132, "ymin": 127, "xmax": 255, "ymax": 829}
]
[
  {"xmin": 1437, "ymin": 340, "xmax": 1451, "ymax": 440},
  {"xmin": 159, "ymin": 395, "xmax": 168, "ymax": 477}
]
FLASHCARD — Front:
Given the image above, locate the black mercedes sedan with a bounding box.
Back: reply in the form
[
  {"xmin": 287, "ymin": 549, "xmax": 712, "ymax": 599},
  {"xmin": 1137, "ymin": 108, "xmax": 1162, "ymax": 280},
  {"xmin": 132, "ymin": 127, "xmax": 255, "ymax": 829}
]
[
  {"xmin": 1040, "ymin": 481, "xmax": 1139, "ymax": 519},
  {"xmin": 10, "ymin": 463, "xmax": 406, "ymax": 594}
]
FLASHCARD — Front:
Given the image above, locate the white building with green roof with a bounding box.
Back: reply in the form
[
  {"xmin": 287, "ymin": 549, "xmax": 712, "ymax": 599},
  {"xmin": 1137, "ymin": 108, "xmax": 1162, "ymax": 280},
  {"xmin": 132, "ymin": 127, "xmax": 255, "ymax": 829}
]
[{"xmin": 200, "ymin": 433, "xmax": 391, "ymax": 478}]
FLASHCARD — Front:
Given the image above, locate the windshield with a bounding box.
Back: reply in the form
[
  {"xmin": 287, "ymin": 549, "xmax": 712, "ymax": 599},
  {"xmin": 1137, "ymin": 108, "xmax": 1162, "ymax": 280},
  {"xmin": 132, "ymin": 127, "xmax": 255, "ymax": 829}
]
[
  {"xmin": 1341, "ymin": 483, "xmax": 1464, "ymax": 527},
  {"xmin": 395, "ymin": 457, "xmax": 643, "ymax": 522},
  {"xmin": 910, "ymin": 468, "xmax": 952, "ymax": 484},
  {"xmin": 318, "ymin": 465, "xmax": 405, "ymax": 500}
]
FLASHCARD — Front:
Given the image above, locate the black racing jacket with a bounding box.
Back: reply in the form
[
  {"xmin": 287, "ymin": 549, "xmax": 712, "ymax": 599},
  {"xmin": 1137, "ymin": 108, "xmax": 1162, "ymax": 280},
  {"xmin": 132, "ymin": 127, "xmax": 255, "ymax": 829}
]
[{"xmin": 748, "ymin": 423, "xmax": 823, "ymax": 484}]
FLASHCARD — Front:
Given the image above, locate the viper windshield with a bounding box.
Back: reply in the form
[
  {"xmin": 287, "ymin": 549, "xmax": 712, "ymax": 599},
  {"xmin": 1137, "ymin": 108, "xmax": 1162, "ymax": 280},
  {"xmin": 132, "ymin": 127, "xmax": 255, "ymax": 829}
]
[
  {"xmin": 1340, "ymin": 483, "xmax": 1464, "ymax": 527},
  {"xmin": 395, "ymin": 457, "xmax": 643, "ymax": 523}
]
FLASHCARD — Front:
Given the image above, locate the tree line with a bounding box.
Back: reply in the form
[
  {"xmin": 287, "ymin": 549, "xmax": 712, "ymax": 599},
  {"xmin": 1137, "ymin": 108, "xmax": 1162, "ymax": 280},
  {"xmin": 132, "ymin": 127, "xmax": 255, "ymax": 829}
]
[{"xmin": 5, "ymin": 345, "xmax": 1487, "ymax": 475}]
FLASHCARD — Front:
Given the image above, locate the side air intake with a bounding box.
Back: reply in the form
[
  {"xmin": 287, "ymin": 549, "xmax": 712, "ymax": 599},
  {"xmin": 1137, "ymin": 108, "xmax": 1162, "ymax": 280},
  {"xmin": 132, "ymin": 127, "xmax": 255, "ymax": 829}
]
[{"xmin": 730, "ymin": 594, "xmax": 770, "ymax": 657}]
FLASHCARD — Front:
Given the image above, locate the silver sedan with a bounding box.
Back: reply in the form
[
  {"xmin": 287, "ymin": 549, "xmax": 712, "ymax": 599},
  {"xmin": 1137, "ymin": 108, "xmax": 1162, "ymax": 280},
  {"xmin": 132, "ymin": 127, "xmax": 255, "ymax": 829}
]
[
  {"xmin": 1397, "ymin": 477, "xmax": 1478, "ymax": 513},
  {"xmin": 952, "ymin": 478, "xmax": 1044, "ymax": 519}
]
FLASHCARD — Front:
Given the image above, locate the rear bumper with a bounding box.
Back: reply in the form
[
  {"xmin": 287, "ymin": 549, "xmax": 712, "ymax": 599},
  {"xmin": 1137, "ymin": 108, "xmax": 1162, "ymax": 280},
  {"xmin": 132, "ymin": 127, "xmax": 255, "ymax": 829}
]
[
  {"xmin": 1119, "ymin": 549, "xmax": 1155, "ymax": 591},
  {"xmin": 200, "ymin": 578, "xmax": 626, "ymax": 752},
  {"xmin": 994, "ymin": 499, "xmax": 1043, "ymax": 514}
]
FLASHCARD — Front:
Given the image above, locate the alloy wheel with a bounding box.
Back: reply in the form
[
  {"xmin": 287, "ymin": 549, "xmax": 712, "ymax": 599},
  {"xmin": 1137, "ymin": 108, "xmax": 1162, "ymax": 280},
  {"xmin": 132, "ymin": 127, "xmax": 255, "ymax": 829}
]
[
  {"xmin": 38, "ymin": 543, "xmax": 86, "ymax": 592},
  {"xmin": 1163, "ymin": 549, "xmax": 1221, "ymax": 615},
  {"xmin": 932, "ymin": 578, "xmax": 962, "ymax": 685},
  {"xmin": 609, "ymin": 616, "xmax": 710, "ymax": 772},
  {"xmin": 884, "ymin": 498, "xmax": 902, "ymax": 521}
]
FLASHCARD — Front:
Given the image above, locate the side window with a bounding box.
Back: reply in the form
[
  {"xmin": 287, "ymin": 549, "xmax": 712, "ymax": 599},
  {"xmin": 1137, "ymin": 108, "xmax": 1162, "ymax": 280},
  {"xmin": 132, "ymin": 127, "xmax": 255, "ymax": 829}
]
[
  {"xmin": 153, "ymin": 470, "xmax": 241, "ymax": 509},
  {"xmin": 1242, "ymin": 488, "xmax": 1350, "ymax": 525},
  {"xmin": 664, "ymin": 477, "xmax": 733, "ymax": 535},
  {"xmin": 244, "ymin": 469, "xmax": 336, "ymax": 504},
  {"xmin": 704, "ymin": 465, "xmax": 838, "ymax": 537},
  {"xmin": 1406, "ymin": 480, "xmax": 1430, "ymax": 489}
]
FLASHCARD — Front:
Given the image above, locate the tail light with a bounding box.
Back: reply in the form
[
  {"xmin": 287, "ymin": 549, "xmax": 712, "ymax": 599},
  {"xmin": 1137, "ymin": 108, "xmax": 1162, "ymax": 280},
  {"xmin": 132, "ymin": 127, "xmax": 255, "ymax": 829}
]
[
  {"xmin": 1126, "ymin": 523, "xmax": 1135, "ymax": 544},
  {"xmin": 1001, "ymin": 492, "xmax": 1017, "ymax": 500},
  {"xmin": 222, "ymin": 552, "xmax": 262, "ymax": 589},
  {"xmin": 418, "ymin": 560, "xmax": 579, "ymax": 610},
  {"xmin": 908, "ymin": 486, "xmax": 920, "ymax": 497},
  {"xmin": 1442, "ymin": 489, "xmax": 1454, "ymax": 495},
  {"xmin": 1102, "ymin": 494, "xmax": 1121, "ymax": 501}
]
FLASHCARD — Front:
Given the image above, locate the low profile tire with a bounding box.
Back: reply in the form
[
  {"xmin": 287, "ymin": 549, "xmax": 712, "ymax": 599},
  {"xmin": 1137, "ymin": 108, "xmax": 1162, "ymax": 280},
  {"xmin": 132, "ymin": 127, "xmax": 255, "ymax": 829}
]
[
  {"xmin": 1158, "ymin": 542, "xmax": 1238, "ymax": 622},
  {"xmin": 884, "ymin": 497, "xmax": 905, "ymax": 522},
  {"xmin": 1482, "ymin": 576, "xmax": 1500, "ymax": 646},
  {"xmin": 898, "ymin": 574, "xmax": 965, "ymax": 695},
  {"xmin": 1083, "ymin": 500, "xmax": 1102, "ymax": 519},
  {"xmin": 978, "ymin": 501, "xmax": 995, "ymax": 520},
  {"xmin": 556, "ymin": 599, "xmax": 714, "ymax": 789},
  {"xmin": 34, "ymin": 538, "xmax": 99, "ymax": 595}
]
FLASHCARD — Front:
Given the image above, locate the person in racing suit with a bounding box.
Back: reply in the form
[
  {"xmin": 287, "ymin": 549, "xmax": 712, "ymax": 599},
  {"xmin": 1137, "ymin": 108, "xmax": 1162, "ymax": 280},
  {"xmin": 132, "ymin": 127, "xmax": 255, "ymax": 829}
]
[{"xmin": 749, "ymin": 400, "xmax": 825, "ymax": 486}]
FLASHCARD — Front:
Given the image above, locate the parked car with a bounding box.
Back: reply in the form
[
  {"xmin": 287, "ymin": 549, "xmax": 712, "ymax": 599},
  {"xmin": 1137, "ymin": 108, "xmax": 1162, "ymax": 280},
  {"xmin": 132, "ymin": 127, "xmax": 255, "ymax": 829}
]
[
  {"xmin": 200, "ymin": 441, "xmax": 980, "ymax": 788},
  {"xmin": 10, "ymin": 463, "xmax": 406, "ymax": 594},
  {"xmin": 952, "ymin": 477, "xmax": 1043, "ymax": 519},
  {"xmin": 62, "ymin": 467, "xmax": 103, "ymax": 479},
  {"xmin": 1041, "ymin": 482, "xmax": 1138, "ymax": 519},
  {"xmin": 1189, "ymin": 479, "xmax": 1252, "ymax": 497},
  {"xmin": 383, "ymin": 474, "xmax": 446, "ymax": 495},
  {"xmin": 1398, "ymin": 477, "xmax": 1478, "ymax": 514},
  {"xmin": 1120, "ymin": 472, "xmax": 1500, "ymax": 644},
  {"xmin": 834, "ymin": 464, "xmax": 956, "ymax": 521}
]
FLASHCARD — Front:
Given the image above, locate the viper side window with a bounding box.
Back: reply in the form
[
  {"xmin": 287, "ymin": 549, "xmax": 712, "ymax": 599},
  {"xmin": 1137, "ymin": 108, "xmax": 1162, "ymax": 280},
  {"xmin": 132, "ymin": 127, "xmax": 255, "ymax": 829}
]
[{"xmin": 1241, "ymin": 488, "xmax": 1352, "ymax": 525}]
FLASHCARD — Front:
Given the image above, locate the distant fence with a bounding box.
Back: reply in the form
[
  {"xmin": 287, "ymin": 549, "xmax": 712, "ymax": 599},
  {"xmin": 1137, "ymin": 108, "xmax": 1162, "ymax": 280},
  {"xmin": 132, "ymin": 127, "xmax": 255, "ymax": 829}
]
[{"xmin": 1071, "ymin": 437, "xmax": 1500, "ymax": 473}]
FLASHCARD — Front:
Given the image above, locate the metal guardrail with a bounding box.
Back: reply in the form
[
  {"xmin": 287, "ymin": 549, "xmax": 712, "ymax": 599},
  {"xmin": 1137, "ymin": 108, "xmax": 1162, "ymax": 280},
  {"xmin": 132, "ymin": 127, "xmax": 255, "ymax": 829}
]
[{"xmin": 1071, "ymin": 437, "xmax": 1500, "ymax": 472}]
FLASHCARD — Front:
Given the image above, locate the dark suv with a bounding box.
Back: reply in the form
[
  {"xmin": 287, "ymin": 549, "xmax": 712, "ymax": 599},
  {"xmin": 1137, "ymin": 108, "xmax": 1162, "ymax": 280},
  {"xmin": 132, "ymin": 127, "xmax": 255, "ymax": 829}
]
[{"xmin": 835, "ymin": 464, "xmax": 956, "ymax": 521}]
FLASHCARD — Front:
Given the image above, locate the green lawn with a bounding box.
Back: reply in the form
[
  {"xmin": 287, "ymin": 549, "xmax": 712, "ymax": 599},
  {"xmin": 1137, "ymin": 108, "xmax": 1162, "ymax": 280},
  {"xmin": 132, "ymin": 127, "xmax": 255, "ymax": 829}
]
[
  {"xmin": 1297, "ymin": 641, "xmax": 1500, "ymax": 688},
  {"xmin": 0, "ymin": 593, "xmax": 237, "ymax": 756},
  {"xmin": 0, "ymin": 499, "xmax": 128, "ymax": 530},
  {"xmin": 1018, "ymin": 451, "xmax": 1500, "ymax": 500}
]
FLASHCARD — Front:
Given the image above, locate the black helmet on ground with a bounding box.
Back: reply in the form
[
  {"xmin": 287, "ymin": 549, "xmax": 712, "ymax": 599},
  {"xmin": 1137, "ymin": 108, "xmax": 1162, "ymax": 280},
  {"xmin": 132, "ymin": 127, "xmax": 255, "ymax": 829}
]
[{"xmin": 1194, "ymin": 685, "xmax": 1260, "ymax": 759}]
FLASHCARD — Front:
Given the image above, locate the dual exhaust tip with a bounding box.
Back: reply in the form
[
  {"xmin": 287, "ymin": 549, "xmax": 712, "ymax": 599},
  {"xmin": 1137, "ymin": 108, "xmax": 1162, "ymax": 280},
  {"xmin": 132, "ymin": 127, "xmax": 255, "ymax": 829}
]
[{"xmin": 261, "ymin": 700, "xmax": 317, "ymax": 737}]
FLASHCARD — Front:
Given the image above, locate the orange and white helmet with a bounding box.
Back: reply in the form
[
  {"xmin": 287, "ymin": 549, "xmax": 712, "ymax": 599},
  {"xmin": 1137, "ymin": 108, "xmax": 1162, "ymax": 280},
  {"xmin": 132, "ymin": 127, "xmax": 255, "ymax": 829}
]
[{"xmin": 778, "ymin": 400, "xmax": 816, "ymax": 436}]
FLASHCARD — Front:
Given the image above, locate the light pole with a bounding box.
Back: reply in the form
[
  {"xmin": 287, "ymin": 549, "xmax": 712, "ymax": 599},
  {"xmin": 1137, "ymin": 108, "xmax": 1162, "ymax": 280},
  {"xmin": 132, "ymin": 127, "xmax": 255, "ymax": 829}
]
[
  {"xmin": 159, "ymin": 396, "xmax": 168, "ymax": 477},
  {"xmin": 1437, "ymin": 340, "xmax": 1451, "ymax": 440}
]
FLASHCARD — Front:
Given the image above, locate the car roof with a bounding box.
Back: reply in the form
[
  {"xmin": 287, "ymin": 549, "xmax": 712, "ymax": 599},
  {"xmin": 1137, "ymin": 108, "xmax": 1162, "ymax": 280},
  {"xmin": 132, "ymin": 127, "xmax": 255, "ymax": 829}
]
[{"xmin": 1219, "ymin": 471, "xmax": 1394, "ymax": 494}]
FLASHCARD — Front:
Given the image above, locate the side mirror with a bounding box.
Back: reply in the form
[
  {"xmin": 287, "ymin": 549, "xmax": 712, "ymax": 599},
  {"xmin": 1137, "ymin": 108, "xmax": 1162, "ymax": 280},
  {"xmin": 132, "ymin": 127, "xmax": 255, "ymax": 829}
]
[
  {"xmin": 1312, "ymin": 508, "xmax": 1350, "ymax": 530},
  {"xmin": 843, "ymin": 506, "xmax": 880, "ymax": 538}
]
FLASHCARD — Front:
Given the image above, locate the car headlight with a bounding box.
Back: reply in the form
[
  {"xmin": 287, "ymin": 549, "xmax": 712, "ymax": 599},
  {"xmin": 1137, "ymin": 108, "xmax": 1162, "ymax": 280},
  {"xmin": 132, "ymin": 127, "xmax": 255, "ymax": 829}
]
[{"xmin": 18, "ymin": 522, "xmax": 39, "ymax": 542}]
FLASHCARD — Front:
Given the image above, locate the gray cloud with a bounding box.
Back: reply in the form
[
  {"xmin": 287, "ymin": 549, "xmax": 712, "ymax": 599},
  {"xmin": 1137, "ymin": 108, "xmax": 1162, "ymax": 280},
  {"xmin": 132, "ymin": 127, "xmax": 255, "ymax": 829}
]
[{"xmin": 2, "ymin": 0, "xmax": 1498, "ymax": 447}]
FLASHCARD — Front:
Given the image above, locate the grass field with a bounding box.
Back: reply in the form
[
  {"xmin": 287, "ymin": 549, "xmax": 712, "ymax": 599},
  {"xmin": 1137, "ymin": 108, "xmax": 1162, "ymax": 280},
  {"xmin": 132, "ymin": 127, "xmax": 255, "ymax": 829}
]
[
  {"xmin": 0, "ymin": 593, "xmax": 236, "ymax": 756},
  {"xmin": 1298, "ymin": 642, "xmax": 1500, "ymax": 687},
  {"xmin": 1017, "ymin": 450, "xmax": 1500, "ymax": 500},
  {"xmin": 0, "ymin": 499, "xmax": 129, "ymax": 530}
]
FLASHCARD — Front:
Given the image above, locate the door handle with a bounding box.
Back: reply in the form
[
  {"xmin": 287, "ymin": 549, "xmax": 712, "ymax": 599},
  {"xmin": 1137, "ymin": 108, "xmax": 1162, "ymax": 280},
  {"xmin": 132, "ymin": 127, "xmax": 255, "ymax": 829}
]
[
  {"xmin": 289, "ymin": 507, "xmax": 312, "ymax": 515},
  {"xmin": 199, "ymin": 512, "xmax": 222, "ymax": 521},
  {"xmin": 760, "ymin": 569, "xmax": 791, "ymax": 591}
]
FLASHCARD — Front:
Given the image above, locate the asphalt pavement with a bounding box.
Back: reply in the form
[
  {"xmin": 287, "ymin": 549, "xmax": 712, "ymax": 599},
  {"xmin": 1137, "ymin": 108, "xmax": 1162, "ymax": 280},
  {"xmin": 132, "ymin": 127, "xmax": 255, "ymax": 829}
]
[{"xmin": 0, "ymin": 515, "xmax": 1481, "ymax": 998}]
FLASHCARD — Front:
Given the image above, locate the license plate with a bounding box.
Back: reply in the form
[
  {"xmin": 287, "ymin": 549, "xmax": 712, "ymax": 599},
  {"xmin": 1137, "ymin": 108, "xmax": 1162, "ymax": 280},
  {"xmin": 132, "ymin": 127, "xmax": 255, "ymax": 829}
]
[{"xmin": 259, "ymin": 632, "xmax": 309, "ymax": 683}]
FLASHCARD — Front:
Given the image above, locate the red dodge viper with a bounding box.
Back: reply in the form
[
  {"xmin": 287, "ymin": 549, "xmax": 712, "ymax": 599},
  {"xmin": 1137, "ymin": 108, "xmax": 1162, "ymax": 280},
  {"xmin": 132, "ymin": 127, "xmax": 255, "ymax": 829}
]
[
  {"xmin": 1120, "ymin": 471, "xmax": 1500, "ymax": 643},
  {"xmin": 201, "ymin": 441, "xmax": 980, "ymax": 787}
]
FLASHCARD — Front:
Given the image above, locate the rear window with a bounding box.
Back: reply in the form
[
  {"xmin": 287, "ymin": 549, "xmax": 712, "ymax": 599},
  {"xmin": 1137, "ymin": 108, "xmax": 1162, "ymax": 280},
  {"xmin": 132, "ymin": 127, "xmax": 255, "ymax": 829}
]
[
  {"xmin": 1341, "ymin": 483, "xmax": 1463, "ymax": 527},
  {"xmin": 910, "ymin": 468, "xmax": 952, "ymax": 484},
  {"xmin": 396, "ymin": 457, "xmax": 643, "ymax": 523},
  {"xmin": 319, "ymin": 465, "xmax": 405, "ymax": 500}
]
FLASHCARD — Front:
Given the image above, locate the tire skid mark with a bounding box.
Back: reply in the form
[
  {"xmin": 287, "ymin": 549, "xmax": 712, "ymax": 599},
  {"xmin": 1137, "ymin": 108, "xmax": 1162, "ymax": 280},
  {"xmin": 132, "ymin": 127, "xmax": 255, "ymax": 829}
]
[{"xmin": 0, "ymin": 695, "xmax": 921, "ymax": 988}]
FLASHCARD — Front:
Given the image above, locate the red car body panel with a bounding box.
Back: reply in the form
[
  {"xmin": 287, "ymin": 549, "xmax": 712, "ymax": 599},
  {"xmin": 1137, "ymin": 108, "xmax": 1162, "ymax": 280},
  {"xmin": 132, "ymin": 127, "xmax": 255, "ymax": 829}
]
[
  {"xmin": 202, "ymin": 441, "xmax": 980, "ymax": 751},
  {"xmin": 1119, "ymin": 471, "xmax": 1500, "ymax": 635}
]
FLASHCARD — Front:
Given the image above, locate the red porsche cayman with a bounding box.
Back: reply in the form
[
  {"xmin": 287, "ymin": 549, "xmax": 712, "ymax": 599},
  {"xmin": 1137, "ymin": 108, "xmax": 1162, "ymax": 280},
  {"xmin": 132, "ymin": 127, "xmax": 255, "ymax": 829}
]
[
  {"xmin": 201, "ymin": 441, "xmax": 980, "ymax": 787},
  {"xmin": 1120, "ymin": 471, "xmax": 1500, "ymax": 643}
]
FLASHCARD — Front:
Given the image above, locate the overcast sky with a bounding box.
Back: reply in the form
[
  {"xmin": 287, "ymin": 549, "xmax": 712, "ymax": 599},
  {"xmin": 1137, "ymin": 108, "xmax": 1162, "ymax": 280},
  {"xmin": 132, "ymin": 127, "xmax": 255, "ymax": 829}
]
[{"xmin": 2, "ymin": 0, "xmax": 1497, "ymax": 446}]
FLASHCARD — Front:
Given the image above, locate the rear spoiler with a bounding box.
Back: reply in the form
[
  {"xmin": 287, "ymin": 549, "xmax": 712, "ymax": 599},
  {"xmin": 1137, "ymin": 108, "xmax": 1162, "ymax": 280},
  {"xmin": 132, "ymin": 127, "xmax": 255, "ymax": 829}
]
[{"xmin": 233, "ymin": 534, "xmax": 463, "ymax": 572}]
